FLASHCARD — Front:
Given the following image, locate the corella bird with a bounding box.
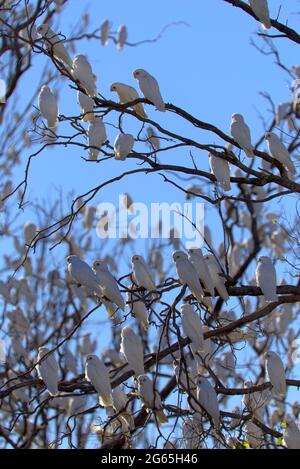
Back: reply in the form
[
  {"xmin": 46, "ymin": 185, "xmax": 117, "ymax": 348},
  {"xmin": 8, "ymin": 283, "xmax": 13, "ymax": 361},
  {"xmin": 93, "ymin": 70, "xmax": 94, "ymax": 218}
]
[
  {"xmin": 209, "ymin": 153, "xmax": 231, "ymax": 192},
  {"xmin": 188, "ymin": 248, "xmax": 215, "ymax": 296},
  {"xmin": 173, "ymin": 251, "xmax": 206, "ymax": 306},
  {"xmin": 249, "ymin": 0, "xmax": 271, "ymax": 30},
  {"xmin": 197, "ymin": 377, "xmax": 220, "ymax": 428},
  {"xmin": 85, "ymin": 355, "xmax": 113, "ymax": 407},
  {"xmin": 131, "ymin": 255, "xmax": 156, "ymax": 291},
  {"xmin": 265, "ymin": 132, "xmax": 296, "ymax": 177},
  {"xmin": 283, "ymin": 416, "xmax": 300, "ymax": 449},
  {"xmin": 92, "ymin": 259, "xmax": 125, "ymax": 311},
  {"xmin": 114, "ymin": 133, "xmax": 134, "ymax": 161},
  {"xmin": 265, "ymin": 351, "xmax": 286, "ymax": 397},
  {"xmin": 133, "ymin": 69, "xmax": 165, "ymax": 112},
  {"xmin": 112, "ymin": 387, "xmax": 135, "ymax": 430},
  {"xmin": 137, "ymin": 375, "xmax": 168, "ymax": 423},
  {"xmin": 77, "ymin": 91, "xmax": 95, "ymax": 122},
  {"xmin": 36, "ymin": 24, "xmax": 73, "ymax": 67},
  {"xmin": 230, "ymin": 113, "xmax": 254, "ymax": 158},
  {"xmin": 117, "ymin": 25, "xmax": 128, "ymax": 51},
  {"xmin": 66, "ymin": 255, "xmax": 103, "ymax": 297},
  {"xmin": 87, "ymin": 117, "xmax": 107, "ymax": 160},
  {"xmin": 37, "ymin": 347, "xmax": 59, "ymax": 396},
  {"xmin": 180, "ymin": 304, "xmax": 204, "ymax": 355},
  {"xmin": 127, "ymin": 289, "xmax": 149, "ymax": 331},
  {"xmin": 100, "ymin": 19, "xmax": 111, "ymax": 46},
  {"xmin": 120, "ymin": 326, "xmax": 144, "ymax": 377},
  {"xmin": 72, "ymin": 54, "xmax": 98, "ymax": 98},
  {"xmin": 204, "ymin": 255, "xmax": 229, "ymax": 302},
  {"xmin": 256, "ymin": 256, "xmax": 277, "ymax": 302},
  {"xmin": 110, "ymin": 82, "xmax": 148, "ymax": 119},
  {"xmin": 38, "ymin": 85, "xmax": 58, "ymax": 129}
]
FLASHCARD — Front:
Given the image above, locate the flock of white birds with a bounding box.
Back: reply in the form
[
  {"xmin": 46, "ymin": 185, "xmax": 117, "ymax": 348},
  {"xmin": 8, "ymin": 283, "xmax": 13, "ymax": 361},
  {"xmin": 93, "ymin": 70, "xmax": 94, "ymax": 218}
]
[{"xmin": 2, "ymin": 0, "xmax": 300, "ymax": 449}]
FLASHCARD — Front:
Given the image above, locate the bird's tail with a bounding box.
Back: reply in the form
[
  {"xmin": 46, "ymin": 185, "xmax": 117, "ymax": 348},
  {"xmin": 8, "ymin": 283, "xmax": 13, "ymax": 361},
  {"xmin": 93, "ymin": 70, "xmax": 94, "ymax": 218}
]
[{"xmin": 99, "ymin": 394, "xmax": 113, "ymax": 408}]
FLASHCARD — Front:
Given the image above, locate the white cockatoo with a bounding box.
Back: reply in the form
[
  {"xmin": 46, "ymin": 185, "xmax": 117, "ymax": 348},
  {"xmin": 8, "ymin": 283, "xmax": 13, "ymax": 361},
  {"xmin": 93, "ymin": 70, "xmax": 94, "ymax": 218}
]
[
  {"xmin": 188, "ymin": 248, "xmax": 215, "ymax": 297},
  {"xmin": 173, "ymin": 251, "xmax": 206, "ymax": 306},
  {"xmin": 66, "ymin": 255, "xmax": 103, "ymax": 297},
  {"xmin": 283, "ymin": 416, "xmax": 300, "ymax": 449},
  {"xmin": 180, "ymin": 304, "xmax": 204, "ymax": 355},
  {"xmin": 114, "ymin": 133, "xmax": 134, "ymax": 161},
  {"xmin": 256, "ymin": 256, "xmax": 277, "ymax": 302},
  {"xmin": 117, "ymin": 25, "xmax": 128, "ymax": 51},
  {"xmin": 110, "ymin": 82, "xmax": 148, "ymax": 119},
  {"xmin": 127, "ymin": 289, "xmax": 149, "ymax": 331},
  {"xmin": 87, "ymin": 117, "xmax": 107, "ymax": 160},
  {"xmin": 72, "ymin": 54, "xmax": 98, "ymax": 98},
  {"xmin": 100, "ymin": 19, "xmax": 111, "ymax": 46},
  {"xmin": 23, "ymin": 221, "xmax": 37, "ymax": 246},
  {"xmin": 36, "ymin": 24, "xmax": 73, "ymax": 67},
  {"xmin": 230, "ymin": 113, "xmax": 254, "ymax": 158},
  {"xmin": 131, "ymin": 255, "xmax": 156, "ymax": 291},
  {"xmin": 242, "ymin": 380, "xmax": 270, "ymax": 414},
  {"xmin": 265, "ymin": 351, "xmax": 286, "ymax": 397},
  {"xmin": 265, "ymin": 132, "xmax": 296, "ymax": 176},
  {"xmin": 203, "ymin": 255, "xmax": 229, "ymax": 302},
  {"xmin": 37, "ymin": 347, "xmax": 59, "ymax": 396},
  {"xmin": 209, "ymin": 153, "xmax": 231, "ymax": 192},
  {"xmin": 245, "ymin": 421, "xmax": 263, "ymax": 449},
  {"xmin": 64, "ymin": 348, "xmax": 78, "ymax": 375},
  {"xmin": 38, "ymin": 85, "xmax": 58, "ymax": 129},
  {"xmin": 197, "ymin": 377, "xmax": 220, "ymax": 427},
  {"xmin": 133, "ymin": 69, "xmax": 165, "ymax": 112},
  {"xmin": 249, "ymin": 0, "xmax": 271, "ymax": 30},
  {"xmin": 92, "ymin": 259, "xmax": 125, "ymax": 311},
  {"xmin": 77, "ymin": 91, "xmax": 95, "ymax": 122},
  {"xmin": 137, "ymin": 375, "xmax": 168, "ymax": 423},
  {"xmin": 120, "ymin": 326, "xmax": 144, "ymax": 377},
  {"xmin": 85, "ymin": 355, "xmax": 113, "ymax": 407},
  {"xmin": 8, "ymin": 371, "xmax": 29, "ymax": 402},
  {"xmin": 112, "ymin": 387, "xmax": 135, "ymax": 430}
]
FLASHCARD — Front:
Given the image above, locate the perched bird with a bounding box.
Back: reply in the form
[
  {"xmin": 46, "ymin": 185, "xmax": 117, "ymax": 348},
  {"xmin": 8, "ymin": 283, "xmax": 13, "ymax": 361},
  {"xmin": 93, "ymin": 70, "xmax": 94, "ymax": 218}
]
[
  {"xmin": 117, "ymin": 25, "xmax": 128, "ymax": 51},
  {"xmin": 132, "ymin": 255, "xmax": 156, "ymax": 291},
  {"xmin": 72, "ymin": 54, "xmax": 98, "ymax": 98},
  {"xmin": 110, "ymin": 82, "xmax": 148, "ymax": 118},
  {"xmin": 114, "ymin": 133, "xmax": 134, "ymax": 161},
  {"xmin": 87, "ymin": 117, "xmax": 107, "ymax": 160},
  {"xmin": 127, "ymin": 289, "xmax": 149, "ymax": 331},
  {"xmin": 137, "ymin": 375, "xmax": 168, "ymax": 423},
  {"xmin": 209, "ymin": 153, "xmax": 231, "ymax": 192},
  {"xmin": 180, "ymin": 304, "xmax": 204, "ymax": 355},
  {"xmin": 38, "ymin": 85, "xmax": 58, "ymax": 129},
  {"xmin": 36, "ymin": 24, "xmax": 73, "ymax": 67},
  {"xmin": 64, "ymin": 348, "xmax": 78, "ymax": 375},
  {"xmin": 173, "ymin": 251, "xmax": 205, "ymax": 305},
  {"xmin": 120, "ymin": 326, "xmax": 144, "ymax": 377},
  {"xmin": 66, "ymin": 255, "xmax": 102, "ymax": 297},
  {"xmin": 249, "ymin": 0, "xmax": 271, "ymax": 30},
  {"xmin": 133, "ymin": 69, "xmax": 165, "ymax": 112},
  {"xmin": 245, "ymin": 421, "xmax": 263, "ymax": 449},
  {"xmin": 188, "ymin": 248, "xmax": 215, "ymax": 296},
  {"xmin": 37, "ymin": 347, "xmax": 59, "ymax": 396},
  {"xmin": 77, "ymin": 91, "xmax": 95, "ymax": 122},
  {"xmin": 203, "ymin": 255, "xmax": 229, "ymax": 302},
  {"xmin": 283, "ymin": 416, "xmax": 300, "ymax": 449},
  {"xmin": 230, "ymin": 113, "xmax": 254, "ymax": 158},
  {"xmin": 92, "ymin": 259, "xmax": 125, "ymax": 311},
  {"xmin": 112, "ymin": 387, "xmax": 135, "ymax": 430},
  {"xmin": 24, "ymin": 221, "xmax": 37, "ymax": 246},
  {"xmin": 265, "ymin": 351, "xmax": 286, "ymax": 396},
  {"xmin": 100, "ymin": 19, "xmax": 111, "ymax": 46},
  {"xmin": 256, "ymin": 256, "xmax": 277, "ymax": 302},
  {"xmin": 265, "ymin": 132, "xmax": 296, "ymax": 176},
  {"xmin": 85, "ymin": 355, "xmax": 113, "ymax": 407},
  {"xmin": 197, "ymin": 377, "xmax": 220, "ymax": 427}
]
